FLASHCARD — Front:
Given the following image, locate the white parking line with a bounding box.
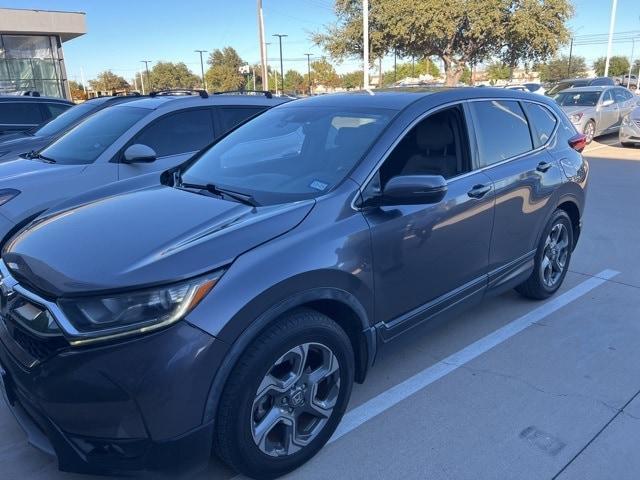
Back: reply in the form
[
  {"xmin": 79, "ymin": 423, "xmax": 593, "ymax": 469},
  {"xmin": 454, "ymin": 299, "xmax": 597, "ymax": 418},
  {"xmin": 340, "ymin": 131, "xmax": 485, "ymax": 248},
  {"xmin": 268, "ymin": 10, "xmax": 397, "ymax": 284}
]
[{"xmin": 329, "ymin": 269, "xmax": 619, "ymax": 443}]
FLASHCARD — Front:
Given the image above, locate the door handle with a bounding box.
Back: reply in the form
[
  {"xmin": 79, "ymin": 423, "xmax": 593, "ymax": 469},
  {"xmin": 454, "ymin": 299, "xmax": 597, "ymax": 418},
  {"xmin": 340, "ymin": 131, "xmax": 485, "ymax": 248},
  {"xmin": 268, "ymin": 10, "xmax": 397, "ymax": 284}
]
[
  {"xmin": 467, "ymin": 184, "xmax": 491, "ymax": 198},
  {"xmin": 536, "ymin": 161, "xmax": 552, "ymax": 173}
]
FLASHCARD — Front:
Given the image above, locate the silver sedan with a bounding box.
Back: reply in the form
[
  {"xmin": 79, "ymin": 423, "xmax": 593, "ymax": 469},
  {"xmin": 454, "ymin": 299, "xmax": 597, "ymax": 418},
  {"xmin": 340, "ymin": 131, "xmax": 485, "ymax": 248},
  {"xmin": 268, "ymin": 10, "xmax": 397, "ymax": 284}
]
[{"xmin": 553, "ymin": 86, "xmax": 638, "ymax": 143}]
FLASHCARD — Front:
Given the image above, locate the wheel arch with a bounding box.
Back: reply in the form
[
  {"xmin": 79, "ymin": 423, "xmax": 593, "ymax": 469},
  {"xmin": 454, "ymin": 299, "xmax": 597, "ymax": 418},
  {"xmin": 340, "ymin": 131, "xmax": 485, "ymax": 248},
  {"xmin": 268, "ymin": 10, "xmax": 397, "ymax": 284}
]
[{"xmin": 202, "ymin": 285, "xmax": 375, "ymax": 426}]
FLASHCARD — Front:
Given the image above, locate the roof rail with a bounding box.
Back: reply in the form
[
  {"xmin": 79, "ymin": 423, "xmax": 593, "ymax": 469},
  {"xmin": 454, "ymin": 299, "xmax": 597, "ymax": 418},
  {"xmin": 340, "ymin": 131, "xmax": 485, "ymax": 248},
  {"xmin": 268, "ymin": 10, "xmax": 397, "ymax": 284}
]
[
  {"xmin": 149, "ymin": 89, "xmax": 209, "ymax": 98},
  {"xmin": 213, "ymin": 90, "xmax": 273, "ymax": 99}
]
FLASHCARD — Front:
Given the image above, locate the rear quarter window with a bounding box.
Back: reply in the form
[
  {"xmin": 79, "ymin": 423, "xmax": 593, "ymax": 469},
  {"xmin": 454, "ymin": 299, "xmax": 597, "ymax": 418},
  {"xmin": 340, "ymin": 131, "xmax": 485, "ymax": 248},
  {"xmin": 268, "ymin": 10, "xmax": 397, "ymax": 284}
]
[
  {"xmin": 218, "ymin": 107, "xmax": 266, "ymax": 136},
  {"xmin": 522, "ymin": 102, "xmax": 558, "ymax": 147}
]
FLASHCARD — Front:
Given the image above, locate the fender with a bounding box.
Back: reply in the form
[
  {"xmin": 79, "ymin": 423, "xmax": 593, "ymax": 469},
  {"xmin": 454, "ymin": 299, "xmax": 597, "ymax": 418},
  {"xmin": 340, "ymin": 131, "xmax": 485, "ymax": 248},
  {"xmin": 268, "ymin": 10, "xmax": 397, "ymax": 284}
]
[{"xmin": 200, "ymin": 286, "xmax": 374, "ymax": 425}]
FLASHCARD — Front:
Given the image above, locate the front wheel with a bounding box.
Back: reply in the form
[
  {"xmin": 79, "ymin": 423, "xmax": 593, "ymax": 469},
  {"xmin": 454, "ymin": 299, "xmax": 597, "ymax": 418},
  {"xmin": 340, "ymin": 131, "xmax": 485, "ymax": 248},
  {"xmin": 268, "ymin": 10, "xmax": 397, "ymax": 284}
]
[
  {"xmin": 516, "ymin": 210, "xmax": 574, "ymax": 300},
  {"xmin": 214, "ymin": 309, "xmax": 354, "ymax": 479}
]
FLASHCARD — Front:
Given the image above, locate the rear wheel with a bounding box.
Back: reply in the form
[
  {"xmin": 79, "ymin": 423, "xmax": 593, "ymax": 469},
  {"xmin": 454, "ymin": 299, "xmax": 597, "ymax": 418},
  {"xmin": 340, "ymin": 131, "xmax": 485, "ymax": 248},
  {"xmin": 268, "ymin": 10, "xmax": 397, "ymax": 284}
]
[
  {"xmin": 214, "ymin": 309, "xmax": 354, "ymax": 479},
  {"xmin": 583, "ymin": 120, "xmax": 596, "ymax": 144},
  {"xmin": 516, "ymin": 210, "xmax": 574, "ymax": 300},
  {"xmin": 621, "ymin": 141, "xmax": 636, "ymax": 148}
]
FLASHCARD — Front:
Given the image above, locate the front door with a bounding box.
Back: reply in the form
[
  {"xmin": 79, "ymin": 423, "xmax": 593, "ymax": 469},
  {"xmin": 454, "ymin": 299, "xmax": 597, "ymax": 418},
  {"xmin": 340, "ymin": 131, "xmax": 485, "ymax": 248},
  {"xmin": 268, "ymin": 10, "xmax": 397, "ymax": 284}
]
[{"xmin": 362, "ymin": 104, "xmax": 494, "ymax": 329}]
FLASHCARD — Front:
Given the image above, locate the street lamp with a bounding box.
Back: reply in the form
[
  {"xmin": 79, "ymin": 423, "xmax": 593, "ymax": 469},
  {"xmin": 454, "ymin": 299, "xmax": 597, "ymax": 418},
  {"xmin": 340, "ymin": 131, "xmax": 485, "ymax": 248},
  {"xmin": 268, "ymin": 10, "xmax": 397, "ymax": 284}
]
[
  {"xmin": 141, "ymin": 60, "xmax": 152, "ymax": 92},
  {"xmin": 273, "ymin": 34, "xmax": 288, "ymax": 94},
  {"xmin": 304, "ymin": 53, "xmax": 313, "ymax": 95},
  {"xmin": 195, "ymin": 50, "xmax": 208, "ymax": 91}
]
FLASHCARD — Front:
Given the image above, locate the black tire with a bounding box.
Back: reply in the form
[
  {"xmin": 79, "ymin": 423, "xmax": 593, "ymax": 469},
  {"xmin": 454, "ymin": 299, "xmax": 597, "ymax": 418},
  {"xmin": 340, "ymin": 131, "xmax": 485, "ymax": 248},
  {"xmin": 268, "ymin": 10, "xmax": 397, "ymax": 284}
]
[
  {"xmin": 583, "ymin": 120, "xmax": 596, "ymax": 144},
  {"xmin": 621, "ymin": 141, "xmax": 636, "ymax": 148},
  {"xmin": 516, "ymin": 210, "xmax": 574, "ymax": 300},
  {"xmin": 214, "ymin": 309, "xmax": 354, "ymax": 479}
]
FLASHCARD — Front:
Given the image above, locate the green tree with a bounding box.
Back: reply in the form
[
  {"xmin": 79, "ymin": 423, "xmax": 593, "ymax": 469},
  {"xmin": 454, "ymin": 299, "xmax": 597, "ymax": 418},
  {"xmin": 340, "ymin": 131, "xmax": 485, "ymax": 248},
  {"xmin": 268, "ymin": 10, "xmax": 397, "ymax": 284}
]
[
  {"xmin": 537, "ymin": 55, "xmax": 587, "ymax": 82},
  {"xmin": 593, "ymin": 56, "xmax": 630, "ymax": 77},
  {"xmin": 460, "ymin": 66, "xmax": 472, "ymax": 85},
  {"xmin": 313, "ymin": 0, "xmax": 573, "ymax": 86},
  {"xmin": 311, "ymin": 58, "xmax": 341, "ymax": 89},
  {"xmin": 89, "ymin": 70, "xmax": 130, "ymax": 92},
  {"xmin": 147, "ymin": 62, "xmax": 200, "ymax": 90},
  {"xmin": 341, "ymin": 70, "xmax": 364, "ymax": 90},
  {"xmin": 205, "ymin": 47, "xmax": 246, "ymax": 92},
  {"xmin": 384, "ymin": 57, "xmax": 440, "ymax": 85},
  {"xmin": 283, "ymin": 70, "xmax": 305, "ymax": 93},
  {"xmin": 485, "ymin": 61, "xmax": 511, "ymax": 84}
]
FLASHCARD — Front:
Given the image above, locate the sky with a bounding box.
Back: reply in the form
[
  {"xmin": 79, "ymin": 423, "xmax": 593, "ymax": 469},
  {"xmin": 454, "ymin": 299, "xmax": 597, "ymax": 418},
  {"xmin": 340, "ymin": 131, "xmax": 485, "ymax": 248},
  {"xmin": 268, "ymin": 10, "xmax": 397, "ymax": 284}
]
[{"xmin": 4, "ymin": 0, "xmax": 640, "ymax": 82}]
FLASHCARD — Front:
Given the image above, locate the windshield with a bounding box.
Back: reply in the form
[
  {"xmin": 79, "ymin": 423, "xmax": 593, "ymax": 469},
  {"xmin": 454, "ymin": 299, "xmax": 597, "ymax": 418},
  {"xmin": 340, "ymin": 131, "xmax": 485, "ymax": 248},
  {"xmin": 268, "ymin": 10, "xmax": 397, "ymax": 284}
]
[
  {"xmin": 547, "ymin": 81, "xmax": 587, "ymax": 96},
  {"xmin": 39, "ymin": 106, "xmax": 148, "ymax": 165},
  {"xmin": 32, "ymin": 102, "xmax": 97, "ymax": 137},
  {"xmin": 553, "ymin": 91, "xmax": 602, "ymax": 107},
  {"xmin": 181, "ymin": 105, "xmax": 395, "ymax": 204}
]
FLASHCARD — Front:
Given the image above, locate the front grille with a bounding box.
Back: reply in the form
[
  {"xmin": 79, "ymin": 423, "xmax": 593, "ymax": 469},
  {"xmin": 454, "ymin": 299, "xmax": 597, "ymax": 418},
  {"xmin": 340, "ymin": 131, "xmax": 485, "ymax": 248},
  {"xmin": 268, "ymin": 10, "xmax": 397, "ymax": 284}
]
[{"xmin": 9, "ymin": 324, "xmax": 64, "ymax": 361}]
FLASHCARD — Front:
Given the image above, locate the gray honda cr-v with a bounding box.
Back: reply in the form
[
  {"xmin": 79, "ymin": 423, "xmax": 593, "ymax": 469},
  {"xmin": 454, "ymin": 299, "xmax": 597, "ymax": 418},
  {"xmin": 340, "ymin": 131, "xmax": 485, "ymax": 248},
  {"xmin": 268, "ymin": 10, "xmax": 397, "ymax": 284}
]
[{"xmin": 0, "ymin": 88, "xmax": 587, "ymax": 479}]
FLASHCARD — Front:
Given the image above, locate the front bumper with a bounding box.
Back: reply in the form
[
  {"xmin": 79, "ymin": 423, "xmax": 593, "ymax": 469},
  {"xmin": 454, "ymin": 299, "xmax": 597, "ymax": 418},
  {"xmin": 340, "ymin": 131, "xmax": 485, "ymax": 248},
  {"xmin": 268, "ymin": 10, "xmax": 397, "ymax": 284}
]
[
  {"xmin": 619, "ymin": 122, "xmax": 640, "ymax": 144},
  {"xmin": 0, "ymin": 318, "xmax": 227, "ymax": 477}
]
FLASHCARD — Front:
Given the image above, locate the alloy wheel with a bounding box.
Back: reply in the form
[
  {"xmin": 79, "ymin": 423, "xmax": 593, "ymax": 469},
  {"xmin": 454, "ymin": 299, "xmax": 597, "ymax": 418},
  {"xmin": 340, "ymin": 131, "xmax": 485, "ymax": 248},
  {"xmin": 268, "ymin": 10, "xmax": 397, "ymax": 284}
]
[
  {"xmin": 251, "ymin": 342, "xmax": 341, "ymax": 457},
  {"xmin": 583, "ymin": 122, "xmax": 595, "ymax": 143},
  {"xmin": 541, "ymin": 223, "xmax": 570, "ymax": 288}
]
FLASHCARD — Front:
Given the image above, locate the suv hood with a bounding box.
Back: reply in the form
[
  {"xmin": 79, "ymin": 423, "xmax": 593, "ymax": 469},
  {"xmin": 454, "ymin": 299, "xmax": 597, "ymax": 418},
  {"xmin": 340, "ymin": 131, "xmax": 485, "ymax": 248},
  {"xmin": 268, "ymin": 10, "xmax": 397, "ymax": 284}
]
[{"xmin": 4, "ymin": 186, "xmax": 314, "ymax": 296}]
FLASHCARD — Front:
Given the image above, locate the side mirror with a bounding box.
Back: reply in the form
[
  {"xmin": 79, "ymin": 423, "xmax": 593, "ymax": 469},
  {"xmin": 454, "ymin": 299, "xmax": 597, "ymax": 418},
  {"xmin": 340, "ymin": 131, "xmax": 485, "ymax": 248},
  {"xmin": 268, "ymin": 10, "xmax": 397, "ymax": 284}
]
[
  {"xmin": 601, "ymin": 99, "xmax": 614, "ymax": 107},
  {"xmin": 123, "ymin": 144, "xmax": 156, "ymax": 164},
  {"xmin": 382, "ymin": 175, "xmax": 447, "ymax": 206}
]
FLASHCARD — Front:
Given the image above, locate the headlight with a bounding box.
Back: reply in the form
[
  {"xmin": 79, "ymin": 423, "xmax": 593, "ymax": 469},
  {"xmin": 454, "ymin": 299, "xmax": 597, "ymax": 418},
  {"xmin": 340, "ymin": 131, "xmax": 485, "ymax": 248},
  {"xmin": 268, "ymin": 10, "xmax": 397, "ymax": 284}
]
[
  {"xmin": 0, "ymin": 188, "xmax": 20, "ymax": 206},
  {"xmin": 569, "ymin": 113, "xmax": 583, "ymax": 124},
  {"xmin": 58, "ymin": 271, "xmax": 224, "ymax": 346}
]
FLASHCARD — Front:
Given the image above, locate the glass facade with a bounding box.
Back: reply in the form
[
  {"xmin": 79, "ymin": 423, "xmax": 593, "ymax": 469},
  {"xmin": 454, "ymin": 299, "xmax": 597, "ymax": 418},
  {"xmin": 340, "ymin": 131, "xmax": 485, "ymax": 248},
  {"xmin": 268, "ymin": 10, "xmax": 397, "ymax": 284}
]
[{"xmin": 0, "ymin": 34, "xmax": 66, "ymax": 97}]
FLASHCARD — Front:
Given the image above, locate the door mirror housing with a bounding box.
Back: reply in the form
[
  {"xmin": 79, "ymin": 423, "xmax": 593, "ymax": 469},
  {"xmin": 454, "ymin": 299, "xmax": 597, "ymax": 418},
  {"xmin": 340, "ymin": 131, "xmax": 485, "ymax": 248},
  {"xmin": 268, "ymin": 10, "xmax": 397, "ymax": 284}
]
[
  {"xmin": 123, "ymin": 144, "xmax": 157, "ymax": 164},
  {"xmin": 601, "ymin": 98, "xmax": 614, "ymax": 107},
  {"xmin": 382, "ymin": 175, "xmax": 447, "ymax": 206}
]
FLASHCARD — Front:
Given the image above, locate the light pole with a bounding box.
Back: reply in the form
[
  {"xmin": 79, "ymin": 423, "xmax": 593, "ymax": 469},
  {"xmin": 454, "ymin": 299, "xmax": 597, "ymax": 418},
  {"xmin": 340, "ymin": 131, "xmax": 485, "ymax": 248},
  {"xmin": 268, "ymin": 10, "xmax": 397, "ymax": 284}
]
[
  {"xmin": 257, "ymin": 0, "xmax": 268, "ymax": 91},
  {"xmin": 604, "ymin": 0, "xmax": 619, "ymax": 77},
  {"xmin": 567, "ymin": 37, "xmax": 574, "ymax": 76},
  {"xmin": 195, "ymin": 50, "xmax": 208, "ymax": 91},
  {"xmin": 273, "ymin": 34, "xmax": 287, "ymax": 94},
  {"xmin": 628, "ymin": 38, "xmax": 636, "ymax": 88},
  {"xmin": 304, "ymin": 53, "xmax": 313, "ymax": 95},
  {"xmin": 363, "ymin": 0, "xmax": 369, "ymax": 89},
  {"xmin": 141, "ymin": 60, "xmax": 152, "ymax": 92}
]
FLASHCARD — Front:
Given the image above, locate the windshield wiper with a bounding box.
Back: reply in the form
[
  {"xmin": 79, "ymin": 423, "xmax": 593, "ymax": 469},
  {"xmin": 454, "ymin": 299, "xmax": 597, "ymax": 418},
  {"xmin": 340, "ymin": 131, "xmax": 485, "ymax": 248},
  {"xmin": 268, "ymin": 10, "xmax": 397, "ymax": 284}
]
[
  {"xmin": 180, "ymin": 182, "xmax": 259, "ymax": 207},
  {"xmin": 24, "ymin": 150, "xmax": 56, "ymax": 163}
]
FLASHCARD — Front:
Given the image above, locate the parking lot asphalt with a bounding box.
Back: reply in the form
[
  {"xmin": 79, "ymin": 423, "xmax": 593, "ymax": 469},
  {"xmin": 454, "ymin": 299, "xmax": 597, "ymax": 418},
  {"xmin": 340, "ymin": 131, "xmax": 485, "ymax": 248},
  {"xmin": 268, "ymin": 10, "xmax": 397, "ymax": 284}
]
[{"xmin": 1, "ymin": 134, "xmax": 639, "ymax": 480}]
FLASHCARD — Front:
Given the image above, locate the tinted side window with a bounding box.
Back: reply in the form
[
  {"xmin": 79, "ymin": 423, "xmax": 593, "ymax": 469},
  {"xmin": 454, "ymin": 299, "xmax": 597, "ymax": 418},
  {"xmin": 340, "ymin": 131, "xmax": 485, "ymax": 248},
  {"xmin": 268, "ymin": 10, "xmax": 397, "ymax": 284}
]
[
  {"xmin": 613, "ymin": 89, "xmax": 628, "ymax": 103},
  {"xmin": 602, "ymin": 90, "xmax": 613, "ymax": 103},
  {"xmin": 0, "ymin": 102, "xmax": 43, "ymax": 124},
  {"xmin": 379, "ymin": 105, "xmax": 471, "ymax": 184},
  {"xmin": 523, "ymin": 102, "xmax": 557, "ymax": 147},
  {"xmin": 470, "ymin": 100, "xmax": 533, "ymax": 166},
  {"xmin": 43, "ymin": 102, "xmax": 71, "ymax": 119},
  {"xmin": 218, "ymin": 107, "xmax": 265, "ymax": 135},
  {"xmin": 133, "ymin": 108, "xmax": 215, "ymax": 157}
]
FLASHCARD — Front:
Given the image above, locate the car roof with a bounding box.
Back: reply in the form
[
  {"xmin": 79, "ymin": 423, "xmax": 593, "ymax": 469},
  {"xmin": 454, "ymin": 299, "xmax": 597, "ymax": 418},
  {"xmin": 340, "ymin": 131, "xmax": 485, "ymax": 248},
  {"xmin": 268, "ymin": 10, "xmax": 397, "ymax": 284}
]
[
  {"xmin": 113, "ymin": 94, "xmax": 290, "ymax": 111},
  {"xmin": 557, "ymin": 86, "xmax": 612, "ymax": 93},
  {"xmin": 0, "ymin": 95, "xmax": 73, "ymax": 104},
  {"xmin": 275, "ymin": 87, "xmax": 557, "ymax": 112}
]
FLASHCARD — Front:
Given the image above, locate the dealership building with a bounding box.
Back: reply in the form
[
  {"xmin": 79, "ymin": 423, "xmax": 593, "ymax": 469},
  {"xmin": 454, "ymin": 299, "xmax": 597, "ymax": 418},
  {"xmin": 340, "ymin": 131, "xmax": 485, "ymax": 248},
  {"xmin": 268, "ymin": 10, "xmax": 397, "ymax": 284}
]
[{"xmin": 0, "ymin": 8, "xmax": 86, "ymax": 99}]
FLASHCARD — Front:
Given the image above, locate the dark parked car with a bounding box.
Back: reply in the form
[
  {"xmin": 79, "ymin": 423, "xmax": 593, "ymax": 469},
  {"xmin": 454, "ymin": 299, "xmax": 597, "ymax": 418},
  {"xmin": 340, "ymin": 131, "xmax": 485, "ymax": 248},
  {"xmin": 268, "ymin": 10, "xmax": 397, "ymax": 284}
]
[
  {"xmin": 0, "ymin": 88, "xmax": 587, "ymax": 479},
  {"xmin": 0, "ymin": 95, "xmax": 73, "ymax": 135},
  {"xmin": 546, "ymin": 76, "xmax": 615, "ymax": 97},
  {"xmin": 0, "ymin": 90, "xmax": 288, "ymax": 244},
  {"xmin": 0, "ymin": 95, "xmax": 142, "ymax": 162}
]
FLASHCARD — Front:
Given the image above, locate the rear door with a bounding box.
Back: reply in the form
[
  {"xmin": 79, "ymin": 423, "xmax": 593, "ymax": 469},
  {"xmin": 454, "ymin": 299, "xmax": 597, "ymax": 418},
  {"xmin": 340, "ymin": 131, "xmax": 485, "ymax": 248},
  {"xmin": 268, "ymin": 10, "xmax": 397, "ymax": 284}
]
[
  {"xmin": 0, "ymin": 101, "xmax": 44, "ymax": 134},
  {"xmin": 614, "ymin": 88, "xmax": 635, "ymax": 123},
  {"xmin": 469, "ymin": 99, "xmax": 564, "ymax": 286},
  {"xmin": 117, "ymin": 107, "xmax": 216, "ymax": 179}
]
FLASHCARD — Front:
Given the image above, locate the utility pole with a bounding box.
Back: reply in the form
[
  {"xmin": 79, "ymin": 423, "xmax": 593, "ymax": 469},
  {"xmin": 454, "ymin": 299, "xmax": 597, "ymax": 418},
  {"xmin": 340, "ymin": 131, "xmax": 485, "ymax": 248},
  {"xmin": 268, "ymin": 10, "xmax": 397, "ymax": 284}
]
[
  {"xmin": 252, "ymin": 65, "xmax": 256, "ymax": 90},
  {"xmin": 80, "ymin": 67, "xmax": 87, "ymax": 94},
  {"xmin": 273, "ymin": 34, "xmax": 287, "ymax": 95},
  {"xmin": 604, "ymin": 0, "xmax": 619, "ymax": 77},
  {"xmin": 195, "ymin": 50, "xmax": 208, "ymax": 90},
  {"xmin": 363, "ymin": 0, "xmax": 369, "ymax": 89},
  {"xmin": 567, "ymin": 37, "xmax": 574, "ymax": 77},
  {"xmin": 304, "ymin": 53, "xmax": 313, "ymax": 95},
  {"xmin": 257, "ymin": 0, "xmax": 269, "ymax": 91},
  {"xmin": 139, "ymin": 68, "xmax": 145, "ymax": 95},
  {"xmin": 628, "ymin": 38, "xmax": 636, "ymax": 88},
  {"xmin": 141, "ymin": 60, "xmax": 152, "ymax": 92}
]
